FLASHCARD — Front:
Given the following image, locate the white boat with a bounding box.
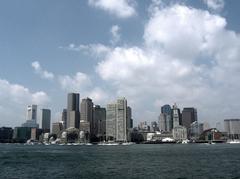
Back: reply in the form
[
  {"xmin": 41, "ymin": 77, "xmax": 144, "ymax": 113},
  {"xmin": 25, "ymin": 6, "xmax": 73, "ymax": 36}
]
[
  {"xmin": 121, "ymin": 142, "xmax": 135, "ymax": 145},
  {"xmin": 227, "ymin": 140, "xmax": 240, "ymax": 144}
]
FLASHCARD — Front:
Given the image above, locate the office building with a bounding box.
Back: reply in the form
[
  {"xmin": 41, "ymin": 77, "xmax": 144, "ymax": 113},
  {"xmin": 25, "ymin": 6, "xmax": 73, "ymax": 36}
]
[
  {"xmin": 93, "ymin": 105, "xmax": 106, "ymax": 140},
  {"xmin": 22, "ymin": 105, "xmax": 39, "ymax": 128},
  {"xmin": 138, "ymin": 121, "xmax": 150, "ymax": 132},
  {"xmin": 172, "ymin": 126, "xmax": 187, "ymax": 140},
  {"xmin": 52, "ymin": 122, "xmax": 63, "ymax": 135},
  {"xmin": 182, "ymin": 108, "xmax": 197, "ymax": 129},
  {"xmin": 80, "ymin": 98, "xmax": 93, "ymax": 134},
  {"xmin": 106, "ymin": 103, "xmax": 117, "ymax": 141},
  {"xmin": 62, "ymin": 109, "xmax": 67, "ymax": 129},
  {"xmin": 13, "ymin": 127, "xmax": 32, "ymax": 143},
  {"xmin": 106, "ymin": 98, "xmax": 130, "ymax": 142},
  {"xmin": 150, "ymin": 121, "xmax": 159, "ymax": 132},
  {"xmin": 116, "ymin": 98, "xmax": 127, "ymax": 141},
  {"xmin": 41, "ymin": 109, "xmax": 51, "ymax": 133},
  {"xmin": 224, "ymin": 119, "xmax": 240, "ymax": 139},
  {"xmin": 159, "ymin": 104, "xmax": 173, "ymax": 132},
  {"xmin": 172, "ymin": 103, "xmax": 181, "ymax": 128},
  {"xmin": 0, "ymin": 127, "xmax": 13, "ymax": 143},
  {"xmin": 127, "ymin": 106, "xmax": 132, "ymax": 129},
  {"xmin": 67, "ymin": 93, "xmax": 80, "ymax": 129}
]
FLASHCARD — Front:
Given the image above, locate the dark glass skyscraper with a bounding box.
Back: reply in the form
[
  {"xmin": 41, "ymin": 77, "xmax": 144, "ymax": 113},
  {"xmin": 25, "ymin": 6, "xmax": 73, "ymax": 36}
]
[
  {"xmin": 182, "ymin": 108, "xmax": 197, "ymax": 129},
  {"xmin": 41, "ymin": 109, "xmax": 51, "ymax": 133},
  {"xmin": 67, "ymin": 93, "xmax": 80, "ymax": 129}
]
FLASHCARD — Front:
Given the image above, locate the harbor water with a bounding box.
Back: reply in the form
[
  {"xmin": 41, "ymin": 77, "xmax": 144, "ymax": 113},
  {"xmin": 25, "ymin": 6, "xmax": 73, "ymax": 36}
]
[{"xmin": 0, "ymin": 143, "xmax": 240, "ymax": 179}]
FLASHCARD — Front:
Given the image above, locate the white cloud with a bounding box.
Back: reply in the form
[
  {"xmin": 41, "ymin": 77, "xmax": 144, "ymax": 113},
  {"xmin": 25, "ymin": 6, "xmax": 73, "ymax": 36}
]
[
  {"xmin": 93, "ymin": 3, "xmax": 240, "ymax": 125},
  {"xmin": 58, "ymin": 72, "xmax": 92, "ymax": 93},
  {"xmin": 110, "ymin": 25, "xmax": 121, "ymax": 45},
  {"xmin": 203, "ymin": 0, "xmax": 225, "ymax": 11},
  {"xmin": 58, "ymin": 72, "xmax": 110, "ymax": 105},
  {"xmin": 88, "ymin": 0, "xmax": 137, "ymax": 18},
  {"xmin": 0, "ymin": 79, "xmax": 50, "ymax": 127},
  {"xmin": 31, "ymin": 61, "xmax": 54, "ymax": 80},
  {"xmin": 62, "ymin": 43, "xmax": 111, "ymax": 58},
  {"xmin": 87, "ymin": 87, "xmax": 110, "ymax": 105}
]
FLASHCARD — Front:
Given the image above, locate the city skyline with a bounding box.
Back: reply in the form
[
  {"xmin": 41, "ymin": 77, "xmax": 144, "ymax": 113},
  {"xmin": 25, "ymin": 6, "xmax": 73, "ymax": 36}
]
[{"xmin": 1, "ymin": 0, "xmax": 240, "ymax": 127}]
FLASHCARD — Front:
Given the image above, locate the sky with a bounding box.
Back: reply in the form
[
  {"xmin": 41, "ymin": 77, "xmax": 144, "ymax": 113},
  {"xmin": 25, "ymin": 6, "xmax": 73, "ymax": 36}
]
[{"xmin": 0, "ymin": 0, "xmax": 240, "ymax": 128}]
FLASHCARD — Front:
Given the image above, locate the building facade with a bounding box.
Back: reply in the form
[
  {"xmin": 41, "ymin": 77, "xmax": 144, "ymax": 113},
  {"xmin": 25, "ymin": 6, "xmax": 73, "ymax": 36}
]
[
  {"xmin": 106, "ymin": 103, "xmax": 117, "ymax": 141},
  {"xmin": 172, "ymin": 126, "xmax": 187, "ymax": 141},
  {"xmin": 22, "ymin": 105, "xmax": 39, "ymax": 128},
  {"xmin": 80, "ymin": 98, "xmax": 93, "ymax": 134},
  {"xmin": 67, "ymin": 93, "xmax": 80, "ymax": 129},
  {"xmin": 42, "ymin": 109, "xmax": 51, "ymax": 133},
  {"xmin": 106, "ymin": 98, "xmax": 130, "ymax": 142},
  {"xmin": 224, "ymin": 119, "xmax": 240, "ymax": 139},
  {"xmin": 93, "ymin": 105, "xmax": 106, "ymax": 140},
  {"xmin": 182, "ymin": 107, "xmax": 197, "ymax": 129},
  {"xmin": 172, "ymin": 103, "xmax": 181, "ymax": 128},
  {"xmin": 61, "ymin": 109, "xmax": 67, "ymax": 129}
]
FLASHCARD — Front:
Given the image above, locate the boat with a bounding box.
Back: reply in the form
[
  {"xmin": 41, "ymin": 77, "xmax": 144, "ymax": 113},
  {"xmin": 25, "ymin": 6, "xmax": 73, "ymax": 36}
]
[
  {"xmin": 121, "ymin": 142, "xmax": 135, "ymax": 145},
  {"xmin": 227, "ymin": 140, "xmax": 240, "ymax": 144}
]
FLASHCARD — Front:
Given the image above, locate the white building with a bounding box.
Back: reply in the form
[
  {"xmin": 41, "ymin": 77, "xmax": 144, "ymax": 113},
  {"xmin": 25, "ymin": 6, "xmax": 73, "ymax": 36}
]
[
  {"xmin": 172, "ymin": 103, "xmax": 180, "ymax": 128},
  {"xmin": 224, "ymin": 119, "xmax": 240, "ymax": 139},
  {"xmin": 22, "ymin": 105, "xmax": 39, "ymax": 128},
  {"xmin": 173, "ymin": 126, "xmax": 187, "ymax": 141},
  {"xmin": 106, "ymin": 98, "xmax": 130, "ymax": 142}
]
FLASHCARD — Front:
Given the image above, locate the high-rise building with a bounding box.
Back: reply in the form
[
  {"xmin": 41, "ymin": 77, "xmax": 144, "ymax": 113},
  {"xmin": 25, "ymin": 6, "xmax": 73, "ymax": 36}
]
[
  {"xmin": 80, "ymin": 98, "xmax": 93, "ymax": 124},
  {"xmin": 159, "ymin": 113, "xmax": 166, "ymax": 132},
  {"xmin": 106, "ymin": 103, "xmax": 117, "ymax": 141},
  {"xmin": 224, "ymin": 119, "xmax": 240, "ymax": 139},
  {"xmin": 138, "ymin": 121, "xmax": 150, "ymax": 132},
  {"xmin": 93, "ymin": 105, "xmax": 106, "ymax": 140},
  {"xmin": 116, "ymin": 98, "xmax": 127, "ymax": 141},
  {"xmin": 52, "ymin": 122, "xmax": 63, "ymax": 135},
  {"xmin": 159, "ymin": 104, "xmax": 173, "ymax": 132},
  {"xmin": 127, "ymin": 106, "xmax": 132, "ymax": 129},
  {"xmin": 41, "ymin": 109, "xmax": 51, "ymax": 133},
  {"xmin": 106, "ymin": 98, "xmax": 129, "ymax": 142},
  {"xmin": 22, "ymin": 105, "xmax": 39, "ymax": 128},
  {"xmin": 182, "ymin": 108, "xmax": 197, "ymax": 129},
  {"xmin": 150, "ymin": 121, "xmax": 159, "ymax": 132},
  {"xmin": 172, "ymin": 103, "xmax": 181, "ymax": 128},
  {"xmin": 161, "ymin": 104, "xmax": 172, "ymax": 116},
  {"xmin": 61, "ymin": 109, "xmax": 67, "ymax": 129},
  {"xmin": 67, "ymin": 93, "xmax": 80, "ymax": 129},
  {"xmin": 80, "ymin": 98, "xmax": 93, "ymax": 136}
]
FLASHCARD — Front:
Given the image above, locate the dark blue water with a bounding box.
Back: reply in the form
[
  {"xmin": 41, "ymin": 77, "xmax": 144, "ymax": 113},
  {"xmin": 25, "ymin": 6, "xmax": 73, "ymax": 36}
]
[{"xmin": 0, "ymin": 144, "xmax": 240, "ymax": 179}]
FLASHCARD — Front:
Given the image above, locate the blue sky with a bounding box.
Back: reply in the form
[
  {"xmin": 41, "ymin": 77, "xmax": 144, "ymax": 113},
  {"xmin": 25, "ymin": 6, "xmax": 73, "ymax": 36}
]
[{"xmin": 0, "ymin": 0, "xmax": 240, "ymax": 128}]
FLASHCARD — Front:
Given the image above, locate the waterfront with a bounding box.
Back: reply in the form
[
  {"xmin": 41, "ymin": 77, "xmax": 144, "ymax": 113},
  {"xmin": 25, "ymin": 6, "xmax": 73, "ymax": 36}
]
[{"xmin": 0, "ymin": 144, "xmax": 240, "ymax": 179}]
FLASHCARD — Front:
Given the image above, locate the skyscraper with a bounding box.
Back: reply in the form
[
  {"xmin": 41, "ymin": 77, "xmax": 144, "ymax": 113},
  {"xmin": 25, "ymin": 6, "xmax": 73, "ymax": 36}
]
[
  {"xmin": 61, "ymin": 109, "xmax": 67, "ymax": 129},
  {"xmin": 106, "ymin": 103, "xmax": 117, "ymax": 141},
  {"xmin": 172, "ymin": 103, "xmax": 181, "ymax": 128},
  {"xmin": 67, "ymin": 93, "xmax": 80, "ymax": 129},
  {"xmin": 224, "ymin": 119, "xmax": 240, "ymax": 139},
  {"xmin": 80, "ymin": 98, "xmax": 93, "ymax": 122},
  {"xmin": 116, "ymin": 98, "xmax": 127, "ymax": 142},
  {"xmin": 27, "ymin": 105, "xmax": 37, "ymax": 121},
  {"xmin": 182, "ymin": 108, "xmax": 197, "ymax": 129},
  {"xmin": 80, "ymin": 98, "xmax": 93, "ymax": 135},
  {"xmin": 159, "ymin": 104, "xmax": 173, "ymax": 132},
  {"xmin": 41, "ymin": 109, "xmax": 51, "ymax": 133},
  {"xmin": 127, "ymin": 106, "xmax": 132, "ymax": 129},
  {"xmin": 22, "ymin": 105, "xmax": 39, "ymax": 128},
  {"xmin": 93, "ymin": 105, "xmax": 106, "ymax": 140},
  {"xmin": 106, "ymin": 98, "xmax": 130, "ymax": 142}
]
